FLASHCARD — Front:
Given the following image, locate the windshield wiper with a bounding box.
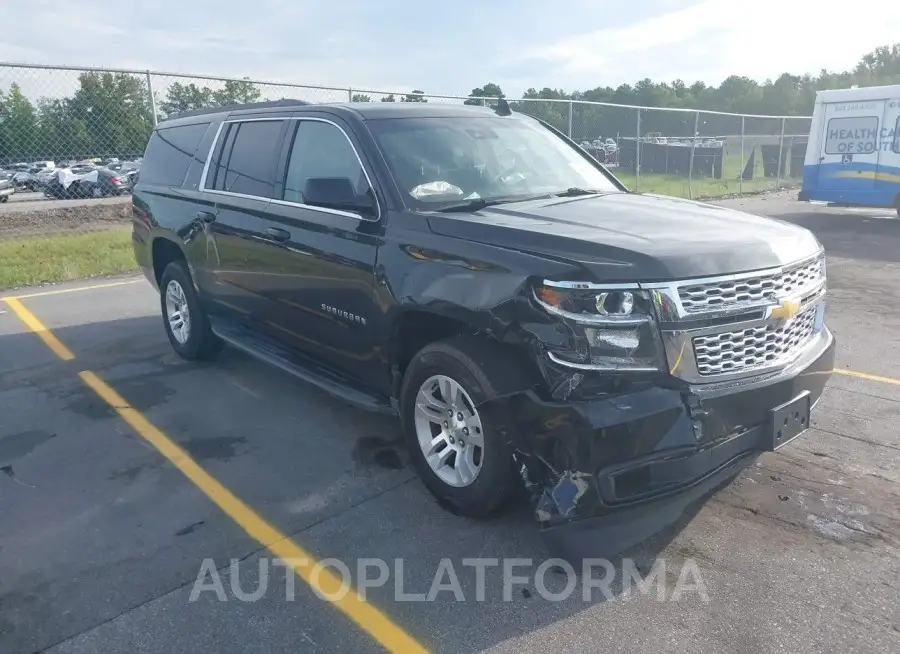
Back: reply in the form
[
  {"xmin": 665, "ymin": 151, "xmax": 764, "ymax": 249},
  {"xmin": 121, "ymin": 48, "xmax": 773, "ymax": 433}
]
[
  {"xmin": 434, "ymin": 189, "xmax": 600, "ymax": 213},
  {"xmin": 436, "ymin": 198, "xmax": 499, "ymax": 213},
  {"xmin": 554, "ymin": 187, "xmax": 605, "ymax": 197},
  {"xmin": 435, "ymin": 195, "xmax": 549, "ymax": 213}
]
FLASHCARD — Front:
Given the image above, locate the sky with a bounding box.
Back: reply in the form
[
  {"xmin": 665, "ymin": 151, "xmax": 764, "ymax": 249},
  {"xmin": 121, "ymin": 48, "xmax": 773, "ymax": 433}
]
[{"xmin": 1, "ymin": 0, "xmax": 899, "ymax": 100}]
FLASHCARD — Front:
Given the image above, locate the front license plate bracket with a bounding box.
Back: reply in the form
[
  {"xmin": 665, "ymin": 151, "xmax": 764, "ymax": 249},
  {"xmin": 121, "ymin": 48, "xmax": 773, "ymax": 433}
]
[{"xmin": 768, "ymin": 390, "xmax": 812, "ymax": 451}]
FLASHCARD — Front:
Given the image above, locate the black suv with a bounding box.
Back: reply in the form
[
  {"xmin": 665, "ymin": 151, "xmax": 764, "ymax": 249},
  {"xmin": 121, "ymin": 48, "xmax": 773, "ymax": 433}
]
[{"xmin": 132, "ymin": 99, "xmax": 835, "ymax": 561}]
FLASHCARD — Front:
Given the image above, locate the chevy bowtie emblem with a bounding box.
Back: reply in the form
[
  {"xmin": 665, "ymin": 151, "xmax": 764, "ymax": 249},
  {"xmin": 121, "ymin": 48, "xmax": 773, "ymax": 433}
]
[{"xmin": 769, "ymin": 298, "xmax": 801, "ymax": 321}]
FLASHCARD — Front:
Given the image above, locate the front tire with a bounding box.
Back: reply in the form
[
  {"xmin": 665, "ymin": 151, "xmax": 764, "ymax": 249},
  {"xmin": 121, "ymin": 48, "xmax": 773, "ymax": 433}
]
[
  {"xmin": 400, "ymin": 337, "xmax": 526, "ymax": 517},
  {"xmin": 159, "ymin": 260, "xmax": 223, "ymax": 361}
]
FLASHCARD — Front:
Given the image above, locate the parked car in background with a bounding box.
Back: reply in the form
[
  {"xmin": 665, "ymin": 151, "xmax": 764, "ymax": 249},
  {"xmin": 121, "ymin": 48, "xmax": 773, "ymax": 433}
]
[
  {"xmin": 108, "ymin": 159, "xmax": 141, "ymax": 174},
  {"xmin": 34, "ymin": 167, "xmax": 60, "ymax": 188},
  {"xmin": 43, "ymin": 166, "xmax": 131, "ymax": 199},
  {"xmin": 603, "ymin": 138, "xmax": 619, "ymax": 164},
  {"xmin": 7, "ymin": 161, "xmax": 56, "ymax": 191},
  {"xmin": 0, "ymin": 172, "xmax": 16, "ymax": 203},
  {"xmin": 107, "ymin": 160, "xmax": 142, "ymax": 190},
  {"xmin": 123, "ymin": 168, "xmax": 140, "ymax": 188},
  {"xmin": 22, "ymin": 166, "xmax": 45, "ymax": 191},
  {"xmin": 11, "ymin": 168, "xmax": 34, "ymax": 189}
]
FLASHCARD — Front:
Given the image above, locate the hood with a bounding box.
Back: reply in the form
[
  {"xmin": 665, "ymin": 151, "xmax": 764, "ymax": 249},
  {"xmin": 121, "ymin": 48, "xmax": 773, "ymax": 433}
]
[{"xmin": 426, "ymin": 192, "xmax": 821, "ymax": 281}]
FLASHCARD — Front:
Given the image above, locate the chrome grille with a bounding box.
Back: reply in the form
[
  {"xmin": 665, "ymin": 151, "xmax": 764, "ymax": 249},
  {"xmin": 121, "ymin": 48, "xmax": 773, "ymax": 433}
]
[
  {"xmin": 692, "ymin": 304, "xmax": 818, "ymax": 376},
  {"xmin": 678, "ymin": 257, "xmax": 824, "ymax": 314}
]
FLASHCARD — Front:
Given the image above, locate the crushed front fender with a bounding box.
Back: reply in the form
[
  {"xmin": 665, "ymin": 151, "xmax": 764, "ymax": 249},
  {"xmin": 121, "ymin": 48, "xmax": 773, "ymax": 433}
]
[{"xmin": 478, "ymin": 329, "xmax": 835, "ymax": 564}]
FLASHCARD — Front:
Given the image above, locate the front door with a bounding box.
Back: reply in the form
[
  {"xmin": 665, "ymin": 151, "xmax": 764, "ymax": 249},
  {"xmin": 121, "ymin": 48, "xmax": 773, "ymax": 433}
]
[
  {"xmin": 253, "ymin": 117, "xmax": 381, "ymax": 385},
  {"xmin": 817, "ymin": 100, "xmax": 884, "ymax": 190}
]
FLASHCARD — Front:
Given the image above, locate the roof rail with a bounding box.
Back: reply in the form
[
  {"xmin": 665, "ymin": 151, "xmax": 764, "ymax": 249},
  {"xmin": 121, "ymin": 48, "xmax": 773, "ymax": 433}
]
[{"xmin": 163, "ymin": 98, "xmax": 312, "ymax": 122}]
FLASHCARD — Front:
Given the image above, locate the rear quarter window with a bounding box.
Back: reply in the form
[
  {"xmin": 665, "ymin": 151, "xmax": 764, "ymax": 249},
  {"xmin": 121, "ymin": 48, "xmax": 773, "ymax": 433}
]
[{"xmin": 140, "ymin": 122, "xmax": 211, "ymax": 186}]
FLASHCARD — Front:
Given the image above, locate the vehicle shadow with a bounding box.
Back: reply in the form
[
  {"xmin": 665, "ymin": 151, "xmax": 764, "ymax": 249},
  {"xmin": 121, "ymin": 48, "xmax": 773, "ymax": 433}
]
[{"xmin": 1, "ymin": 312, "xmax": 736, "ymax": 653}]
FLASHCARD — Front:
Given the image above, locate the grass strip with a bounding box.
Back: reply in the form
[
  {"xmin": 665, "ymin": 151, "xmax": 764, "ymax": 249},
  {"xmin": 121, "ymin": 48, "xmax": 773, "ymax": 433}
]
[{"xmin": 0, "ymin": 227, "xmax": 138, "ymax": 289}]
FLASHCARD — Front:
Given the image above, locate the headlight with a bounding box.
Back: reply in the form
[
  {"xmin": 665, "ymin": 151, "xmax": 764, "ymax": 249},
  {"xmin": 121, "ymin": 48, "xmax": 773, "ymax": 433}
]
[
  {"xmin": 533, "ymin": 281, "xmax": 665, "ymax": 371},
  {"xmin": 595, "ymin": 291, "xmax": 634, "ymax": 316}
]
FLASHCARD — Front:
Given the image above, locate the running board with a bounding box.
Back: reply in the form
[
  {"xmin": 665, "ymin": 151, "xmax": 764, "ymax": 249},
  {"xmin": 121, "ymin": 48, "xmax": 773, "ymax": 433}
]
[{"xmin": 212, "ymin": 323, "xmax": 396, "ymax": 415}]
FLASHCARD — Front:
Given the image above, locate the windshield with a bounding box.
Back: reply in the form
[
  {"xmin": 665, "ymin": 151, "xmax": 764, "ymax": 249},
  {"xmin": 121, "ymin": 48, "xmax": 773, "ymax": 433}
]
[{"xmin": 367, "ymin": 116, "xmax": 620, "ymax": 208}]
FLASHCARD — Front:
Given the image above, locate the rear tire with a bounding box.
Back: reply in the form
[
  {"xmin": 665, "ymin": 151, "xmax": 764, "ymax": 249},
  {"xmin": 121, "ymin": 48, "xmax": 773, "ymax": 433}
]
[
  {"xmin": 400, "ymin": 337, "xmax": 528, "ymax": 517},
  {"xmin": 159, "ymin": 260, "xmax": 223, "ymax": 361}
]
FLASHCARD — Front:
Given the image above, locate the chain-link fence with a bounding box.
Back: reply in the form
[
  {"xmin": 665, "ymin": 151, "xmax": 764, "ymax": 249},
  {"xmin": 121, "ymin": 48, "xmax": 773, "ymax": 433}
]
[
  {"xmin": 497, "ymin": 98, "xmax": 812, "ymax": 201},
  {"xmin": 0, "ymin": 62, "xmax": 813, "ymax": 253}
]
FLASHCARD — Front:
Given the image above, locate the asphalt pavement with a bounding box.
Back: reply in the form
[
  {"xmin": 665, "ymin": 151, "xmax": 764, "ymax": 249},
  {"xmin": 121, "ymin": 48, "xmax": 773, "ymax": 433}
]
[{"xmin": 1, "ymin": 195, "xmax": 898, "ymax": 653}]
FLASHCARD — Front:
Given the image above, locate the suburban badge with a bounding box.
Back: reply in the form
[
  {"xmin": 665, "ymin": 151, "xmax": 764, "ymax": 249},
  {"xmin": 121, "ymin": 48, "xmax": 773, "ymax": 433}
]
[{"xmin": 321, "ymin": 303, "xmax": 366, "ymax": 325}]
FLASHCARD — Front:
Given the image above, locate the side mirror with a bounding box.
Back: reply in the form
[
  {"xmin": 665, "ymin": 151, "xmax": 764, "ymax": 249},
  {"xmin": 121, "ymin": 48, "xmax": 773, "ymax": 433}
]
[{"xmin": 303, "ymin": 177, "xmax": 376, "ymax": 217}]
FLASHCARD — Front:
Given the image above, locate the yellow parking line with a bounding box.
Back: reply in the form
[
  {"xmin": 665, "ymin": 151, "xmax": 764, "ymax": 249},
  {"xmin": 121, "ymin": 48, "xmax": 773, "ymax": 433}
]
[
  {"xmin": 79, "ymin": 371, "xmax": 427, "ymax": 653},
  {"xmin": 833, "ymin": 368, "xmax": 900, "ymax": 386},
  {"xmin": 5, "ymin": 297, "xmax": 428, "ymax": 653},
  {"xmin": 3, "ymin": 297, "xmax": 75, "ymax": 360},
  {"xmin": 1, "ymin": 278, "xmax": 143, "ymax": 301},
  {"xmin": 8, "ymin": 281, "xmax": 893, "ymax": 652}
]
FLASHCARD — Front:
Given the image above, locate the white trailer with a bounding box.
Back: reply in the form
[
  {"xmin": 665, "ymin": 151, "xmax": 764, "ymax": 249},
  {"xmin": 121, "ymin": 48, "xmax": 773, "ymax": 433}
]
[{"xmin": 799, "ymin": 84, "xmax": 900, "ymax": 216}]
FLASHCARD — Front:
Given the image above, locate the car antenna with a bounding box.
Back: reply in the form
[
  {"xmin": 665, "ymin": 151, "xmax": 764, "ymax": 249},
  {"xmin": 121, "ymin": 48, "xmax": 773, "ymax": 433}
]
[{"xmin": 494, "ymin": 97, "xmax": 511, "ymax": 116}]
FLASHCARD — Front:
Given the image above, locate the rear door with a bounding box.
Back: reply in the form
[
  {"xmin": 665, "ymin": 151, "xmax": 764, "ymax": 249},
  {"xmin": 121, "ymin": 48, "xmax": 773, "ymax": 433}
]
[
  {"xmin": 817, "ymin": 99, "xmax": 884, "ymax": 190},
  {"xmin": 201, "ymin": 117, "xmax": 289, "ymax": 325},
  {"xmin": 134, "ymin": 120, "xmax": 214, "ymax": 285}
]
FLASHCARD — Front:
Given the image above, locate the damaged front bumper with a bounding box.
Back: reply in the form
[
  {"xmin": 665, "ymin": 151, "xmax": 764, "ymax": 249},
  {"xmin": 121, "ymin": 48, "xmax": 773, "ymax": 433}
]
[{"xmin": 482, "ymin": 327, "xmax": 835, "ymax": 564}]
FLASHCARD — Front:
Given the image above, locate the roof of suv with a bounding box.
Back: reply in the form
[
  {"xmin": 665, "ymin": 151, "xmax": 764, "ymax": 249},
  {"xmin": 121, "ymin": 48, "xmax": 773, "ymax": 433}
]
[
  {"xmin": 337, "ymin": 102, "xmax": 511, "ymax": 120},
  {"xmin": 160, "ymin": 99, "xmax": 520, "ymax": 127}
]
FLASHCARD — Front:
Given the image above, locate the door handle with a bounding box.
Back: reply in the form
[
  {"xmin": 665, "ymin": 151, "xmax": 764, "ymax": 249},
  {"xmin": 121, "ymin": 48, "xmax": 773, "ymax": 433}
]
[
  {"xmin": 265, "ymin": 227, "xmax": 290, "ymax": 242},
  {"xmin": 196, "ymin": 210, "xmax": 216, "ymax": 223}
]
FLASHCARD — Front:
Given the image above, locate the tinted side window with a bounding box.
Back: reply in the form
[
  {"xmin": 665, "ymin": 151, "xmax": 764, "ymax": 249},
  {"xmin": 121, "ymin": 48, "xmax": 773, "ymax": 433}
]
[
  {"xmin": 141, "ymin": 122, "xmax": 210, "ymax": 186},
  {"xmin": 209, "ymin": 123, "xmax": 238, "ymax": 191},
  {"xmin": 182, "ymin": 121, "xmax": 217, "ymax": 190},
  {"xmin": 284, "ymin": 121, "xmax": 370, "ymax": 204},
  {"xmin": 214, "ymin": 120, "xmax": 283, "ymax": 198}
]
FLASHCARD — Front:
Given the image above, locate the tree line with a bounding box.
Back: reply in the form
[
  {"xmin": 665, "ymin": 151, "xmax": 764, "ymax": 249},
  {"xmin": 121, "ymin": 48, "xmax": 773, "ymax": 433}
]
[
  {"xmin": 483, "ymin": 44, "xmax": 900, "ymax": 140},
  {"xmin": 1, "ymin": 43, "xmax": 897, "ymax": 164}
]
